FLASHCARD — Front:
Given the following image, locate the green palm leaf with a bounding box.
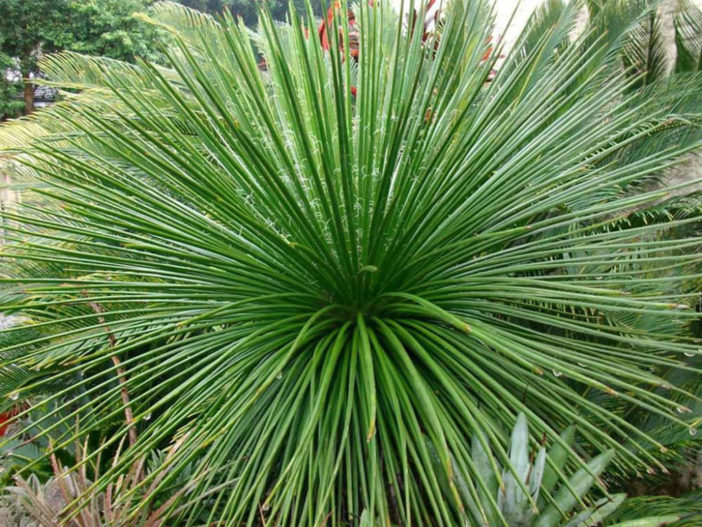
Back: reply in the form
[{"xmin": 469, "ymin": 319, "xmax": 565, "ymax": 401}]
[{"xmin": 675, "ymin": 0, "xmax": 702, "ymax": 73}]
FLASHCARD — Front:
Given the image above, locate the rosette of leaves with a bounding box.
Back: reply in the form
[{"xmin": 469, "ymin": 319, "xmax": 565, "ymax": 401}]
[{"xmin": 0, "ymin": 1, "xmax": 700, "ymax": 525}]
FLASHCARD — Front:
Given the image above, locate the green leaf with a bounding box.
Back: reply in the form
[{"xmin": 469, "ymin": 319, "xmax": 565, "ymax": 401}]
[{"xmin": 534, "ymin": 450, "xmax": 616, "ymax": 527}]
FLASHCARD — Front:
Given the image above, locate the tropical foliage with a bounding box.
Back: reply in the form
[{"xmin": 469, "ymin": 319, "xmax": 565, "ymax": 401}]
[
  {"xmin": 0, "ymin": 0, "xmax": 700, "ymax": 525},
  {"xmin": 605, "ymin": 491, "xmax": 702, "ymax": 526},
  {"xmin": 0, "ymin": 0, "xmax": 173, "ymax": 116}
]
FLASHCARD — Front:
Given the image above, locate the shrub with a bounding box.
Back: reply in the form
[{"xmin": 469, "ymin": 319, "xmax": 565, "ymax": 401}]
[{"xmin": 0, "ymin": 1, "xmax": 700, "ymax": 524}]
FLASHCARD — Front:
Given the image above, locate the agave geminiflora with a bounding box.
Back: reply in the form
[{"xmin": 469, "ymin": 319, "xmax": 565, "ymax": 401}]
[{"xmin": 0, "ymin": 0, "xmax": 701, "ymax": 525}]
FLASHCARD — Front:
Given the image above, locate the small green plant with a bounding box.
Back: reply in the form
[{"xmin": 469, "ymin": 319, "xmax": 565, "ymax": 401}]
[
  {"xmin": 430, "ymin": 413, "xmax": 694, "ymax": 527},
  {"xmin": 450, "ymin": 414, "xmax": 621, "ymax": 526}
]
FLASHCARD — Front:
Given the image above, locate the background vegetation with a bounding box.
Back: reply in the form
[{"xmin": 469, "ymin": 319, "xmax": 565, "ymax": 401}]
[{"xmin": 0, "ymin": 0, "xmax": 322, "ymax": 119}]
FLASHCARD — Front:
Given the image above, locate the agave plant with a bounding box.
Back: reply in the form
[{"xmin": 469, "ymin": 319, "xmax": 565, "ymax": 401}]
[
  {"xmin": 428, "ymin": 413, "xmax": 692, "ymax": 527},
  {"xmin": 429, "ymin": 413, "xmax": 624, "ymax": 527},
  {"xmin": 0, "ymin": 0, "xmax": 700, "ymax": 525}
]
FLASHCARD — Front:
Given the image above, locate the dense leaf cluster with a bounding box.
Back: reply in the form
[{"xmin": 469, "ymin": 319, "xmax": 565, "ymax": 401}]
[{"xmin": 0, "ymin": 1, "xmax": 700, "ymax": 525}]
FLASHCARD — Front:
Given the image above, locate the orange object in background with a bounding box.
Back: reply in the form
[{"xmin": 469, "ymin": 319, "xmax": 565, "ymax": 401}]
[
  {"xmin": 0, "ymin": 406, "xmax": 21, "ymax": 436},
  {"xmin": 482, "ymin": 35, "xmax": 494, "ymax": 62},
  {"xmin": 0, "ymin": 415, "xmax": 9, "ymax": 436},
  {"xmin": 318, "ymin": 1, "xmax": 359, "ymax": 59}
]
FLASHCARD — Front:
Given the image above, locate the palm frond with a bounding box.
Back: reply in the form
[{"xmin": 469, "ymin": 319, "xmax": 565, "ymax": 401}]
[
  {"xmin": 605, "ymin": 490, "xmax": 702, "ymax": 527},
  {"xmin": 622, "ymin": 9, "xmax": 669, "ymax": 88},
  {"xmin": 675, "ymin": 0, "xmax": 702, "ymax": 73}
]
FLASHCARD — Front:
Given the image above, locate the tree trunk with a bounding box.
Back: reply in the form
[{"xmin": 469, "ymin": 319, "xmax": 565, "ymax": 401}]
[{"xmin": 23, "ymin": 81, "xmax": 34, "ymax": 115}]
